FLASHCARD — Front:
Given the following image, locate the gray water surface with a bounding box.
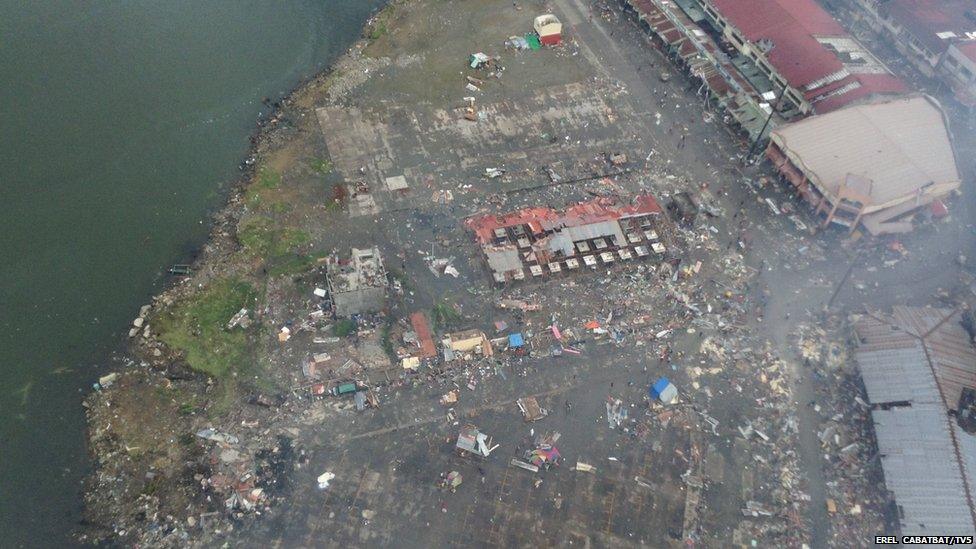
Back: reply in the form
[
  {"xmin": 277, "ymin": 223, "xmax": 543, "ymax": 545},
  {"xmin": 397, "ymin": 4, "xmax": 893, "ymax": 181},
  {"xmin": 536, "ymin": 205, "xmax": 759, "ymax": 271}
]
[{"xmin": 0, "ymin": 1, "xmax": 382, "ymax": 545}]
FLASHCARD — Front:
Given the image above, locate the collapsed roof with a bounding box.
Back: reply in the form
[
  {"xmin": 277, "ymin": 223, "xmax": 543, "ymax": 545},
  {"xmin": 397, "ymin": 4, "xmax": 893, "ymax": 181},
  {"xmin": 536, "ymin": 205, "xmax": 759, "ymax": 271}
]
[{"xmin": 768, "ymin": 95, "xmax": 960, "ymax": 233}]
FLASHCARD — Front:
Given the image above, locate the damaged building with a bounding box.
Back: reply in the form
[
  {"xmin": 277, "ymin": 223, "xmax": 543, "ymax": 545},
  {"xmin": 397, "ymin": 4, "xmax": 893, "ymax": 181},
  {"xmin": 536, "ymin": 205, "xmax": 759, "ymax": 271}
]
[
  {"xmin": 465, "ymin": 194, "xmax": 666, "ymax": 283},
  {"xmin": 621, "ymin": 0, "xmax": 774, "ymax": 140},
  {"xmin": 442, "ymin": 329, "xmax": 493, "ymax": 361},
  {"xmin": 693, "ymin": 0, "xmax": 906, "ymax": 117},
  {"xmin": 620, "ymin": 0, "xmax": 905, "ymax": 142},
  {"xmin": 854, "ymin": 306, "xmax": 976, "ymax": 538},
  {"xmin": 325, "ymin": 247, "xmax": 387, "ymax": 317},
  {"xmin": 766, "ymin": 95, "xmax": 960, "ymax": 235},
  {"xmin": 843, "ymin": 0, "xmax": 976, "ymax": 108}
]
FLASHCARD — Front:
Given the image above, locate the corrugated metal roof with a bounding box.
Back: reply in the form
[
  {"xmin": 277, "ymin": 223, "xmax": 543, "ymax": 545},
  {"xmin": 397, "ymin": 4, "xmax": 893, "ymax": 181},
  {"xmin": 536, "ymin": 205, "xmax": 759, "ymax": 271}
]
[
  {"xmin": 770, "ymin": 96, "xmax": 960, "ymax": 208},
  {"xmin": 483, "ymin": 245, "xmax": 522, "ymax": 274},
  {"xmin": 707, "ymin": 0, "xmax": 906, "ymax": 114},
  {"xmin": 872, "ymin": 405, "xmax": 976, "ymax": 536},
  {"xmin": 464, "ymin": 195, "xmax": 661, "ymax": 244},
  {"xmin": 812, "ymin": 73, "xmax": 908, "ymax": 114},
  {"xmin": 856, "ymin": 342, "xmax": 940, "ymax": 405},
  {"xmin": 891, "ymin": 306, "xmax": 951, "ymax": 338},
  {"xmin": 954, "ymin": 423, "xmax": 976, "ymax": 517},
  {"xmin": 857, "ymin": 307, "xmax": 976, "ymax": 536},
  {"xmin": 855, "ymin": 307, "xmax": 976, "ymax": 411},
  {"xmin": 711, "ymin": 0, "xmax": 845, "ymax": 88},
  {"xmin": 913, "ymin": 310, "xmax": 976, "ymax": 410}
]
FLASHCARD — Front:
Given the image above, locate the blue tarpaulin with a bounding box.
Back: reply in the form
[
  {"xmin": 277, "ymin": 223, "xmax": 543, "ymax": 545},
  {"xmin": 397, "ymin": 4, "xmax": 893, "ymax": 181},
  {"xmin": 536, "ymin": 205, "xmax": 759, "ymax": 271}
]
[
  {"xmin": 650, "ymin": 377, "xmax": 678, "ymax": 403},
  {"xmin": 509, "ymin": 333, "xmax": 525, "ymax": 348}
]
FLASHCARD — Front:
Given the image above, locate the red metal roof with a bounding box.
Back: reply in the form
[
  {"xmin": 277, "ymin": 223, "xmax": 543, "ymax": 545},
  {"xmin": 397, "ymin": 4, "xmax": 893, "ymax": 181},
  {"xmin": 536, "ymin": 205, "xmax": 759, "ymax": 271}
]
[
  {"xmin": 811, "ymin": 73, "xmax": 908, "ymax": 113},
  {"xmin": 630, "ymin": 0, "xmax": 656, "ymax": 16},
  {"xmin": 712, "ymin": 0, "xmax": 846, "ymax": 88},
  {"xmin": 409, "ymin": 312, "xmax": 437, "ymax": 359},
  {"xmin": 464, "ymin": 194, "xmax": 662, "ymax": 244},
  {"xmin": 464, "ymin": 206, "xmax": 558, "ymax": 243},
  {"xmin": 955, "ymin": 40, "xmax": 976, "ymax": 63},
  {"xmin": 886, "ymin": 0, "xmax": 976, "ymax": 55},
  {"xmin": 709, "ymin": 0, "xmax": 907, "ymax": 112},
  {"xmin": 560, "ymin": 194, "xmax": 662, "ymax": 226}
]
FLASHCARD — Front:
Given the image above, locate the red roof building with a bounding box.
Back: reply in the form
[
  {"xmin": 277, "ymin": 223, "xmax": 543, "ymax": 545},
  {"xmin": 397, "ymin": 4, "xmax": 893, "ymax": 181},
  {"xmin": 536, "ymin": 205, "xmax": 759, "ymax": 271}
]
[
  {"xmin": 711, "ymin": 0, "xmax": 845, "ymax": 88},
  {"xmin": 846, "ymin": 0, "xmax": 976, "ymax": 107},
  {"xmin": 465, "ymin": 195, "xmax": 662, "ymax": 244},
  {"xmin": 699, "ymin": 0, "xmax": 906, "ymax": 115},
  {"xmin": 465, "ymin": 194, "xmax": 666, "ymax": 283},
  {"xmin": 884, "ymin": 0, "xmax": 975, "ymax": 59},
  {"xmin": 409, "ymin": 312, "xmax": 437, "ymax": 359}
]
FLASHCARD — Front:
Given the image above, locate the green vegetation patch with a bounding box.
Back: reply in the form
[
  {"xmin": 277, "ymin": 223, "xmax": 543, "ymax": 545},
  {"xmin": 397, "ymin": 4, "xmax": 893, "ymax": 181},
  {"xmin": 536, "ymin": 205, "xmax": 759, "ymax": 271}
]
[
  {"xmin": 238, "ymin": 217, "xmax": 309, "ymax": 259},
  {"xmin": 309, "ymin": 157, "xmax": 334, "ymax": 175},
  {"xmin": 267, "ymin": 251, "xmax": 327, "ymax": 278},
  {"xmin": 369, "ymin": 23, "xmax": 388, "ymax": 40},
  {"xmin": 380, "ymin": 317, "xmax": 395, "ymax": 361},
  {"xmin": 431, "ymin": 300, "xmax": 462, "ymax": 330},
  {"xmin": 364, "ymin": 3, "xmax": 397, "ymax": 49},
  {"xmin": 156, "ymin": 278, "xmax": 258, "ymax": 379},
  {"xmin": 255, "ymin": 167, "xmax": 282, "ymax": 190},
  {"xmin": 333, "ymin": 319, "xmax": 358, "ymax": 337},
  {"xmin": 245, "ymin": 167, "xmax": 283, "ymax": 209}
]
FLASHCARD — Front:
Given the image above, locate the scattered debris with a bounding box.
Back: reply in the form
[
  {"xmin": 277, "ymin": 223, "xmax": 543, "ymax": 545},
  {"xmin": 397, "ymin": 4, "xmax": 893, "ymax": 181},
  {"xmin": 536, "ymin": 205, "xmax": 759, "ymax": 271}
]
[
  {"xmin": 317, "ymin": 472, "xmax": 335, "ymax": 490},
  {"xmin": 517, "ymin": 396, "xmax": 548, "ymax": 422}
]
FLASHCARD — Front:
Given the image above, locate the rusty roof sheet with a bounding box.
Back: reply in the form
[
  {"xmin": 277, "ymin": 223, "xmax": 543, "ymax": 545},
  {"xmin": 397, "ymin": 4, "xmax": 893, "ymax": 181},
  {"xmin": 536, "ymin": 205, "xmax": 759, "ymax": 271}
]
[
  {"xmin": 919, "ymin": 315, "xmax": 976, "ymax": 410},
  {"xmin": 891, "ymin": 306, "xmax": 953, "ymax": 337},
  {"xmin": 855, "ymin": 307, "xmax": 976, "ymax": 411},
  {"xmin": 409, "ymin": 312, "xmax": 437, "ymax": 359},
  {"xmin": 464, "ymin": 195, "xmax": 661, "ymax": 244}
]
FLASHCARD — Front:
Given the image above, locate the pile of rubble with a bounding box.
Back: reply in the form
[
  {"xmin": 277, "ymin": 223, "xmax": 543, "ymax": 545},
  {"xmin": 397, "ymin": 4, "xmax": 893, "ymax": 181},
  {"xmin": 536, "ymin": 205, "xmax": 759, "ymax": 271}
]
[{"xmin": 797, "ymin": 321, "xmax": 889, "ymax": 542}]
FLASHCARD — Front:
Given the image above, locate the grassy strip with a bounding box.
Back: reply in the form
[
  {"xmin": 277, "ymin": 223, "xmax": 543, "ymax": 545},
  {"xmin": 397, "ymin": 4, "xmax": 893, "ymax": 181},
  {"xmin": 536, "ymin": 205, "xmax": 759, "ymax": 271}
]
[
  {"xmin": 431, "ymin": 300, "xmax": 462, "ymax": 331},
  {"xmin": 156, "ymin": 278, "xmax": 258, "ymax": 379},
  {"xmin": 238, "ymin": 218, "xmax": 309, "ymax": 259},
  {"xmin": 364, "ymin": 3, "xmax": 398, "ymax": 50},
  {"xmin": 244, "ymin": 167, "xmax": 283, "ymax": 210},
  {"xmin": 309, "ymin": 157, "xmax": 333, "ymax": 175},
  {"xmin": 267, "ymin": 250, "xmax": 328, "ymax": 278},
  {"xmin": 333, "ymin": 319, "xmax": 357, "ymax": 337}
]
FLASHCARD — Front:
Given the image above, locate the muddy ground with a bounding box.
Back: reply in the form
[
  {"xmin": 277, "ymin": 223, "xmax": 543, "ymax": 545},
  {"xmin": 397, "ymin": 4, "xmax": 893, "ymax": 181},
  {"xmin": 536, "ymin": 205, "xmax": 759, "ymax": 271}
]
[{"xmin": 81, "ymin": 0, "xmax": 976, "ymax": 547}]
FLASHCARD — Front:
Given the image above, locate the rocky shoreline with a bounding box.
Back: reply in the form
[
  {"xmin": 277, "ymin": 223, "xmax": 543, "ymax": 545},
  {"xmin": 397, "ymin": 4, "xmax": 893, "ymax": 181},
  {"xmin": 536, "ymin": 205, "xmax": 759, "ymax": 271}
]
[{"xmin": 79, "ymin": 5, "xmax": 395, "ymax": 545}]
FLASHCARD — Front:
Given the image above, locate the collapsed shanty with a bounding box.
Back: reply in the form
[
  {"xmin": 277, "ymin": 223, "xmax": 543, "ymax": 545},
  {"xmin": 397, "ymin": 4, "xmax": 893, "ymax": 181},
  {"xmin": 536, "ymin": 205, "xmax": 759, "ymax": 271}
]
[
  {"xmin": 442, "ymin": 329, "xmax": 493, "ymax": 361},
  {"xmin": 767, "ymin": 95, "xmax": 961, "ymax": 235},
  {"xmin": 854, "ymin": 306, "xmax": 976, "ymax": 537},
  {"xmin": 465, "ymin": 194, "xmax": 667, "ymax": 283},
  {"xmin": 325, "ymin": 247, "xmax": 387, "ymax": 316},
  {"xmin": 455, "ymin": 425, "xmax": 495, "ymax": 457}
]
